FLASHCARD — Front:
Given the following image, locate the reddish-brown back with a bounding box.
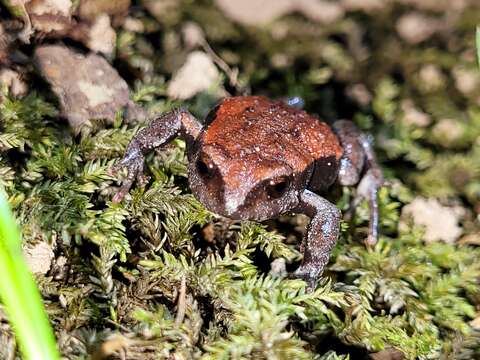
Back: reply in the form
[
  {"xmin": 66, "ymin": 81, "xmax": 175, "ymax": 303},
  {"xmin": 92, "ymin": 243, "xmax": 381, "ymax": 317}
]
[{"xmin": 201, "ymin": 96, "xmax": 342, "ymax": 188}]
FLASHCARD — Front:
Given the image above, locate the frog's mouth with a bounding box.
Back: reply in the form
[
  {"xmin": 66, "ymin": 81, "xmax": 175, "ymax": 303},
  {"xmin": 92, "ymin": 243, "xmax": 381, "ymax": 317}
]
[
  {"xmin": 202, "ymin": 189, "xmax": 253, "ymax": 221},
  {"xmin": 221, "ymin": 187, "xmax": 300, "ymax": 222},
  {"xmin": 190, "ymin": 181, "xmax": 261, "ymax": 221}
]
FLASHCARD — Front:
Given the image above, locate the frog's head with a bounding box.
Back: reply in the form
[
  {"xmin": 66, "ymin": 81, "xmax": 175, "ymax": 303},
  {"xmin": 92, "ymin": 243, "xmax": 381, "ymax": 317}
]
[{"xmin": 188, "ymin": 144, "xmax": 306, "ymax": 221}]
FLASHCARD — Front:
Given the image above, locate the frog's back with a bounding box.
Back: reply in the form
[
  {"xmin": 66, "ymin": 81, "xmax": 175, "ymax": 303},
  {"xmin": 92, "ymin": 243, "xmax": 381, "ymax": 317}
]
[{"xmin": 202, "ymin": 96, "xmax": 343, "ymax": 175}]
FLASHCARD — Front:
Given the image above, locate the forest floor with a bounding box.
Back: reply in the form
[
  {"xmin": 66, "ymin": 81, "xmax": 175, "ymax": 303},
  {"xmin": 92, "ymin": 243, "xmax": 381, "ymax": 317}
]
[{"xmin": 1, "ymin": 0, "xmax": 480, "ymax": 359}]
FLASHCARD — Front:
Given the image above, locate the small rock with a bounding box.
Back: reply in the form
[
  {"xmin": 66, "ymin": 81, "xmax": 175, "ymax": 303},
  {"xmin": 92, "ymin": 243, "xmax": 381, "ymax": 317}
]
[
  {"xmin": 0, "ymin": 68, "xmax": 28, "ymax": 98},
  {"xmin": 298, "ymin": 0, "xmax": 344, "ymax": 24},
  {"xmin": 91, "ymin": 334, "xmax": 132, "ymax": 360},
  {"xmin": 470, "ymin": 314, "xmax": 480, "ymax": 329},
  {"xmin": 269, "ymin": 258, "xmax": 287, "ymax": 278},
  {"xmin": 51, "ymin": 255, "xmax": 68, "ymax": 280},
  {"xmin": 182, "ymin": 22, "xmax": 205, "ymax": 49},
  {"xmin": 215, "ymin": 0, "xmax": 292, "ymax": 26},
  {"xmin": 400, "ymin": 100, "xmax": 431, "ymax": 127},
  {"xmin": 400, "ymin": 197, "xmax": 463, "ymax": 243},
  {"xmin": 123, "ymin": 16, "xmax": 145, "ymax": 33},
  {"xmin": 23, "ymin": 241, "xmax": 55, "ymax": 274},
  {"xmin": 86, "ymin": 14, "xmax": 116, "ymax": 56},
  {"xmin": 143, "ymin": 0, "xmax": 178, "ymax": 21},
  {"xmin": 452, "ymin": 66, "xmax": 480, "ymax": 96},
  {"xmin": 431, "ymin": 118, "xmax": 464, "ymax": 146},
  {"xmin": 342, "ymin": 0, "xmax": 386, "ymax": 13},
  {"xmin": 397, "ymin": 0, "xmax": 469, "ymax": 12},
  {"xmin": 215, "ymin": 0, "xmax": 343, "ymax": 26},
  {"xmin": 346, "ymin": 83, "xmax": 372, "ymax": 107},
  {"xmin": 27, "ymin": 0, "xmax": 72, "ymax": 16},
  {"xmin": 458, "ymin": 233, "xmax": 480, "ymax": 245},
  {"xmin": 418, "ymin": 64, "xmax": 446, "ymax": 92},
  {"xmin": 396, "ymin": 13, "xmax": 441, "ymax": 44},
  {"xmin": 13, "ymin": 0, "xmax": 125, "ymax": 53},
  {"xmin": 34, "ymin": 45, "xmax": 142, "ymax": 132},
  {"xmin": 25, "ymin": 0, "xmax": 73, "ymax": 37},
  {"xmin": 202, "ymin": 223, "xmax": 216, "ymax": 244},
  {"xmin": 77, "ymin": 0, "xmax": 130, "ymax": 22},
  {"xmin": 370, "ymin": 348, "xmax": 405, "ymax": 360},
  {"xmin": 271, "ymin": 53, "xmax": 292, "ymax": 68},
  {"xmin": 0, "ymin": 23, "xmax": 10, "ymax": 65},
  {"xmin": 167, "ymin": 51, "xmax": 221, "ymax": 100}
]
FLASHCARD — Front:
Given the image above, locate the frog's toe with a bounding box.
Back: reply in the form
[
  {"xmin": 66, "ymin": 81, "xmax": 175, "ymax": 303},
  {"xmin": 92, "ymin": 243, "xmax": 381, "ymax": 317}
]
[
  {"xmin": 137, "ymin": 173, "xmax": 151, "ymax": 187},
  {"xmin": 366, "ymin": 233, "xmax": 377, "ymax": 246},
  {"xmin": 293, "ymin": 266, "xmax": 320, "ymax": 292},
  {"xmin": 355, "ymin": 168, "xmax": 383, "ymax": 246},
  {"xmin": 111, "ymin": 154, "xmax": 145, "ymax": 203}
]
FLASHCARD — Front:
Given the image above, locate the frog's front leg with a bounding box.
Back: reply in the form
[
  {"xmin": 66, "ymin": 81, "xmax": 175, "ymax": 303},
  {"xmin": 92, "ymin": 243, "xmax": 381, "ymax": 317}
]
[
  {"xmin": 333, "ymin": 120, "xmax": 383, "ymax": 245},
  {"xmin": 294, "ymin": 190, "xmax": 341, "ymax": 289},
  {"xmin": 111, "ymin": 109, "xmax": 202, "ymax": 202}
]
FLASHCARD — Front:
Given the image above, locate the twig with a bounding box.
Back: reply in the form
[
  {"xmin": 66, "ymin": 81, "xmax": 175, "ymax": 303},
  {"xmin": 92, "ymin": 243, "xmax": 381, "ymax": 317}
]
[
  {"xmin": 200, "ymin": 39, "xmax": 243, "ymax": 93},
  {"xmin": 174, "ymin": 276, "xmax": 187, "ymax": 328}
]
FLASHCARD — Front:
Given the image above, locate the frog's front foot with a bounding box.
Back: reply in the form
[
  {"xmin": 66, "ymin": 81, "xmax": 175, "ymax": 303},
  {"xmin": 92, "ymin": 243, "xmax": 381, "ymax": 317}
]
[
  {"xmin": 110, "ymin": 146, "xmax": 146, "ymax": 203},
  {"xmin": 293, "ymin": 190, "xmax": 340, "ymax": 291}
]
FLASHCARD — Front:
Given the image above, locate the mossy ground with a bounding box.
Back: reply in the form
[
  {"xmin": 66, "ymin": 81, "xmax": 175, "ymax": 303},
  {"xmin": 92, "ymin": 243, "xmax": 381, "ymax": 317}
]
[{"xmin": 1, "ymin": 1, "xmax": 480, "ymax": 359}]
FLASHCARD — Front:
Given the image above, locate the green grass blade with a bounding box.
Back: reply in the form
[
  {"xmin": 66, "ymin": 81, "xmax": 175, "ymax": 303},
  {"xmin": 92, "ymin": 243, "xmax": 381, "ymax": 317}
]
[
  {"xmin": 477, "ymin": 26, "xmax": 480, "ymax": 69},
  {"xmin": 0, "ymin": 190, "xmax": 60, "ymax": 360}
]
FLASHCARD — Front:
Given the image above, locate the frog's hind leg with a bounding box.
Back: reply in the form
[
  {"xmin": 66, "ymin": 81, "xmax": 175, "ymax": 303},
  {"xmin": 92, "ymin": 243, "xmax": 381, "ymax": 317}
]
[{"xmin": 333, "ymin": 120, "xmax": 383, "ymax": 245}]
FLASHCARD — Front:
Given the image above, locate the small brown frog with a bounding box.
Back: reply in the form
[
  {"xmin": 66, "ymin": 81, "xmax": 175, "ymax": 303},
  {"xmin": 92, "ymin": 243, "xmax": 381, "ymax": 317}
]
[{"xmin": 112, "ymin": 96, "xmax": 383, "ymax": 287}]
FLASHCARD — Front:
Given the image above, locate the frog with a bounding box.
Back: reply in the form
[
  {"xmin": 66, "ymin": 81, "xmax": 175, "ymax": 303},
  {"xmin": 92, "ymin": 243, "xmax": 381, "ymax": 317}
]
[{"xmin": 111, "ymin": 96, "xmax": 383, "ymax": 288}]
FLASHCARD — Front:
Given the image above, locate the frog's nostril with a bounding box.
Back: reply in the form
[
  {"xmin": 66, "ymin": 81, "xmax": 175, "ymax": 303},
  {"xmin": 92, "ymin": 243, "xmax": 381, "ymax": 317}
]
[
  {"xmin": 225, "ymin": 200, "xmax": 239, "ymax": 215},
  {"xmin": 224, "ymin": 194, "xmax": 245, "ymax": 216}
]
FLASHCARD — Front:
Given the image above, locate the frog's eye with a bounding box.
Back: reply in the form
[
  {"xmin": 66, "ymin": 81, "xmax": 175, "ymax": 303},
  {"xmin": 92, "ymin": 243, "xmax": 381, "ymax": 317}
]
[
  {"xmin": 265, "ymin": 177, "xmax": 290, "ymax": 199},
  {"xmin": 196, "ymin": 159, "xmax": 216, "ymax": 179}
]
